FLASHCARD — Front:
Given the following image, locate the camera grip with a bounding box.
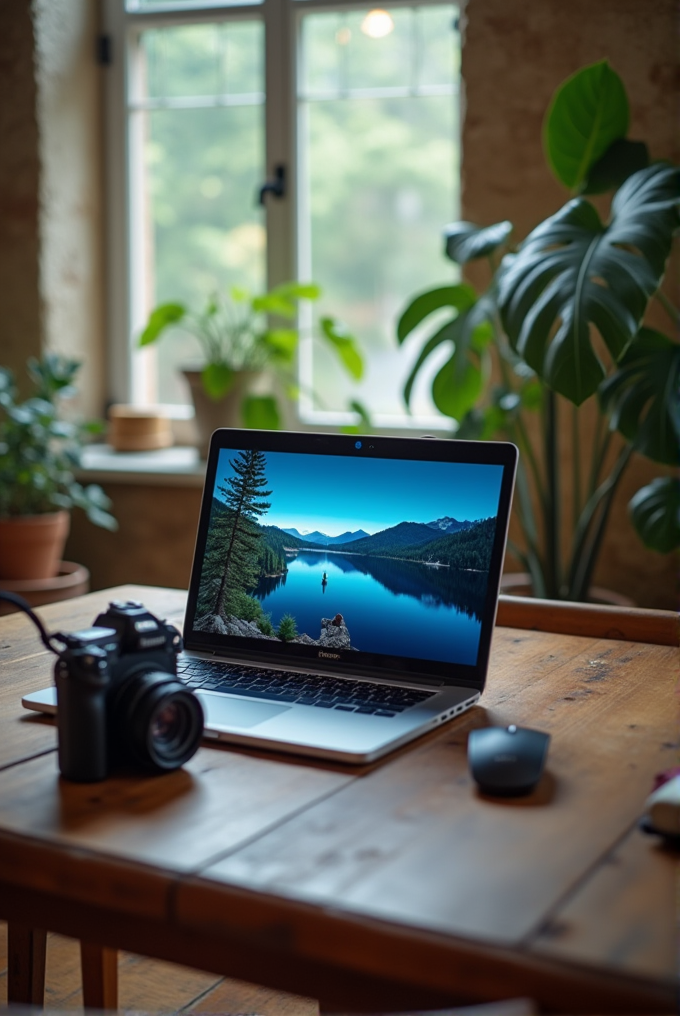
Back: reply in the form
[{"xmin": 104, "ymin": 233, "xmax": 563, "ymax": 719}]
[{"xmin": 55, "ymin": 655, "xmax": 109, "ymax": 782}]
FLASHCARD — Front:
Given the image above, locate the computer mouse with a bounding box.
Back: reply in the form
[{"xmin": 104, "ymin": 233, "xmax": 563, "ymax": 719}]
[{"xmin": 468, "ymin": 724, "xmax": 550, "ymax": 797}]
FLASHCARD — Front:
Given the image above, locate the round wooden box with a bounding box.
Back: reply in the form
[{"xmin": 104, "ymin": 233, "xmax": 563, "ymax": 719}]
[{"xmin": 108, "ymin": 405, "xmax": 173, "ymax": 452}]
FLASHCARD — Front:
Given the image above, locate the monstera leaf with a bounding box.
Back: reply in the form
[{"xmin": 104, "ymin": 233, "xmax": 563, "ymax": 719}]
[
  {"xmin": 497, "ymin": 163, "xmax": 680, "ymax": 404},
  {"xmin": 444, "ymin": 221, "xmax": 513, "ymax": 265},
  {"xmin": 599, "ymin": 328, "xmax": 680, "ymax": 465},
  {"xmin": 629, "ymin": 477, "xmax": 680, "ymax": 553},
  {"xmin": 397, "ymin": 285, "xmax": 493, "ymax": 419}
]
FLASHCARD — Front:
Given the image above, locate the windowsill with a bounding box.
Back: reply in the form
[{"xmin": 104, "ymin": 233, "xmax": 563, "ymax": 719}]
[{"xmin": 79, "ymin": 444, "xmax": 206, "ymax": 486}]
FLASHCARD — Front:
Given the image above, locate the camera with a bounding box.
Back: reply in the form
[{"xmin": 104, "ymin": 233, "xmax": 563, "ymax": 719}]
[{"xmin": 55, "ymin": 600, "xmax": 204, "ymax": 782}]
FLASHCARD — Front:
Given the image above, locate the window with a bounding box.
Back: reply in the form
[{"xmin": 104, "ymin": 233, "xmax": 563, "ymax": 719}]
[{"xmin": 103, "ymin": 0, "xmax": 460, "ymax": 426}]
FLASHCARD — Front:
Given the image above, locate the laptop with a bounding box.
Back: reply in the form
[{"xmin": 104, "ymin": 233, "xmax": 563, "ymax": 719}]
[{"xmin": 23, "ymin": 429, "xmax": 517, "ymax": 763}]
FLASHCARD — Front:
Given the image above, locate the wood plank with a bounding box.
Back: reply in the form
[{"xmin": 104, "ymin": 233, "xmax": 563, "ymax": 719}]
[
  {"xmin": 0, "ymin": 586, "xmax": 187, "ymax": 772},
  {"xmin": 532, "ymin": 826, "xmax": 677, "ymax": 981},
  {"xmin": 1, "ymin": 883, "xmax": 671, "ymax": 1015},
  {"xmin": 496, "ymin": 595, "xmax": 679, "ymax": 646},
  {"xmin": 176, "ymin": 631, "xmax": 676, "ymax": 953},
  {"xmin": 0, "ymin": 743, "xmax": 351, "ymax": 911}
]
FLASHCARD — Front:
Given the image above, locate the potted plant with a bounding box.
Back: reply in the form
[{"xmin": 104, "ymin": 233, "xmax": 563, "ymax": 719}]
[
  {"xmin": 397, "ymin": 61, "xmax": 679, "ymax": 601},
  {"xmin": 0, "ymin": 355, "xmax": 117, "ymax": 583},
  {"xmin": 139, "ymin": 281, "xmax": 364, "ymax": 456}
]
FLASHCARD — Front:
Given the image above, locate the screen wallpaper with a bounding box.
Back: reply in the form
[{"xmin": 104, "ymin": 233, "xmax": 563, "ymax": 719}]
[{"xmin": 193, "ymin": 448, "xmax": 504, "ymax": 666}]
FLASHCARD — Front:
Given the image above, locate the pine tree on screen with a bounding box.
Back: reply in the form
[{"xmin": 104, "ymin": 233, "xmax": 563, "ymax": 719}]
[{"xmin": 210, "ymin": 449, "xmax": 272, "ymax": 616}]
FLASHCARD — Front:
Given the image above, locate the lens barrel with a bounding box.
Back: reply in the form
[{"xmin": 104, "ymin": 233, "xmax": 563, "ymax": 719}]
[{"xmin": 115, "ymin": 671, "xmax": 204, "ymax": 772}]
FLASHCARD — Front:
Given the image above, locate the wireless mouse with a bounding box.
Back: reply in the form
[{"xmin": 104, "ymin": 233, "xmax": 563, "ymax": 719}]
[{"xmin": 468, "ymin": 724, "xmax": 550, "ymax": 797}]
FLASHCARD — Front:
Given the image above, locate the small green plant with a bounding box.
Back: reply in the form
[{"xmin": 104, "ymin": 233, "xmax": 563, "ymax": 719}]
[
  {"xmin": 398, "ymin": 61, "xmax": 680, "ymax": 600},
  {"xmin": 139, "ymin": 281, "xmax": 364, "ymax": 429},
  {"xmin": 0, "ymin": 355, "xmax": 116, "ymax": 529},
  {"xmin": 277, "ymin": 613, "xmax": 298, "ymax": 642}
]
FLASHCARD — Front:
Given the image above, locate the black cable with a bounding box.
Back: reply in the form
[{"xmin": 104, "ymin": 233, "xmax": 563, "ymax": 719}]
[{"xmin": 0, "ymin": 590, "xmax": 62, "ymax": 654}]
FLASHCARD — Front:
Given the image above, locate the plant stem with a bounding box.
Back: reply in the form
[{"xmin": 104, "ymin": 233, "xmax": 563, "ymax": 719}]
[
  {"xmin": 543, "ymin": 389, "xmax": 560, "ymax": 598},
  {"xmin": 655, "ymin": 289, "xmax": 680, "ymax": 328},
  {"xmin": 586, "ymin": 409, "xmax": 607, "ymax": 499},
  {"xmin": 569, "ymin": 444, "xmax": 633, "ymax": 601},
  {"xmin": 572, "ymin": 402, "xmax": 581, "ymax": 530}
]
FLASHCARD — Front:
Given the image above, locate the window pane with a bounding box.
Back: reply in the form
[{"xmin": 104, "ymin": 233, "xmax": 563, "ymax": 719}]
[
  {"xmin": 298, "ymin": 7, "xmax": 460, "ymax": 423},
  {"xmin": 131, "ymin": 22, "xmax": 265, "ymax": 405}
]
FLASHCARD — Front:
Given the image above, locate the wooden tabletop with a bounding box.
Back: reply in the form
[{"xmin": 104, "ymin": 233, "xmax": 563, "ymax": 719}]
[{"xmin": 0, "ymin": 586, "xmax": 676, "ymax": 1014}]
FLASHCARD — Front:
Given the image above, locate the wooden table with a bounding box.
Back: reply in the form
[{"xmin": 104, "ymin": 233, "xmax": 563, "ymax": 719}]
[{"xmin": 0, "ymin": 586, "xmax": 677, "ymax": 1014}]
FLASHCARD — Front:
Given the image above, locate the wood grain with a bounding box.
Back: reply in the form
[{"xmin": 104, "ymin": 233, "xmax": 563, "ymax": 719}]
[
  {"xmin": 533, "ymin": 826, "xmax": 677, "ymax": 980},
  {"xmin": 0, "ymin": 744, "xmax": 350, "ymax": 906},
  {"xmin": 175, "ymin": 630, "xmax": 676, "ymax": 971},
  {"xmin": 496, "ymin": 596, "xmax": 679, "ymax": 646}
]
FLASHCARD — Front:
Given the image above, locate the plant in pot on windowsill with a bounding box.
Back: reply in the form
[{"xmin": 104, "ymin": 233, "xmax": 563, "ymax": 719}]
[
  {"xmin": 0, "ymin": 355, "xmax": 117, "ymax": 594},
  {"xmin": 139, "ymin": 281, "xmax": 364, "ymax": 457},
  {"xmin": 397, "ymin": 61, "xmax": 680, "ymax": 603}
]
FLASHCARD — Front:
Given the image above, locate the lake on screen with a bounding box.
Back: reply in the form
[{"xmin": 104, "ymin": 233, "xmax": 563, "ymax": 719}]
[{"xmin": 254, "ymin": 550, "xmax": 487, "ymax": 665}]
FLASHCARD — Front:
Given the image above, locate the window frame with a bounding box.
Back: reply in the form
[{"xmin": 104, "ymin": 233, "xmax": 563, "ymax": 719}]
[{"xmin": 102, "ymin": 0, "xmax": 458, "ymax": 429}]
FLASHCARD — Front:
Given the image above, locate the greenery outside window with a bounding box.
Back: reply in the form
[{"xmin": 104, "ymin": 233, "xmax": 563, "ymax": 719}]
[{"xmin": 104, "ymin": 0, "xmax": 461, "ymax": 426}]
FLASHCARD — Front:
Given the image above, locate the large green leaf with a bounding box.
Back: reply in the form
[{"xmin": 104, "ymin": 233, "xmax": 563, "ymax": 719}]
[
  {"xmin": 320, "ymin": 318, "xmax": 364, "ymax": 380},
  {"xmin": 242, "ymin": 395, "xmax": 281, "ymax": 430},
  {"xmin": 444, "ymin": 221, "xmax": 513, "ymax": 264},
  {"xmin": 599, "ymin": 328, "xmax": 680, "ymax": 465},
  {"xmin": 139, "ymin": 302, "xmax": 186, "ymax": 346},
  {"xmin": 497, "ymin": 163, "xmax": 680, "ymax": 405},
  {"xmin": 544, "ymin": 60, "xmax": 629, "ymax": 192},
  {"xmin": 629, "ymin": 477, "xmax": 680, "ymax": 552},
  {"xmin": 402, "ymin": 298, "xmax": 493, "ymax": 416},
  {"xmin": 396, "ymin": 284, "xmax": 477, "ymax": 344},
  {"xmin": 201, "ymin": 363, "xmax": 234, "ymax": 400}
]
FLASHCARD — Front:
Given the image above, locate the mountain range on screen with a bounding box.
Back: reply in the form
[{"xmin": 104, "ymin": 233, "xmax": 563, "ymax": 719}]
[
  {"xmin": 282, "ymin": 527, "xmax": 370, "ymax": 546},
  {"xmin": 283, "ymin": 516, "xmax": 472, "ymax": 547}
]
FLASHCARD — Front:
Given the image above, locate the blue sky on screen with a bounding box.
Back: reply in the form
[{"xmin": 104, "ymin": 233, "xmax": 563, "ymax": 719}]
[{"xmin": 215, "ymin": 449, "xmax": 503, "ymax": 537}]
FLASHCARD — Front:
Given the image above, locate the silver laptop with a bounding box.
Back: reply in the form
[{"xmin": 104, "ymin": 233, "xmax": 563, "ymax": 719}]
[{"xmin": 23, "ymin": 429, "xmax": 517, "ymax": 763}]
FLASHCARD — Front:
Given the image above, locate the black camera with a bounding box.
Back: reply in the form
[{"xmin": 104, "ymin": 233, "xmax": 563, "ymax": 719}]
[{"xmin": 55, "ymin": 600, "xmax": 204, "ymax": 782}]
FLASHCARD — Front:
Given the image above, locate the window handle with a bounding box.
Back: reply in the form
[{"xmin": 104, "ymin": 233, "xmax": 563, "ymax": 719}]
[{"xmin": 258, "ymin": 164, "xmax": 286, "ymax": 205}]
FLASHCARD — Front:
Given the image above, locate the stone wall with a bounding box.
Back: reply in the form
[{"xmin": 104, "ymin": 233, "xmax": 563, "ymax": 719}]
[
  {"xmin": 461, "ymin": 0, "xmax": 679, "ymax": 608},
  {"xmin": 0, "ymin": 0, "xmax": 105, "ymax": 414},
  {"xmin": 0, "ymin": 3, "xmax": 42, "ymax": 391}
]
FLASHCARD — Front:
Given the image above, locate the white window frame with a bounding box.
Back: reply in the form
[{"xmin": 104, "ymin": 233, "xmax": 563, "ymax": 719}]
[{"xmin": 101, "ymin": 0, "xmax": 459, "ymax": 429}]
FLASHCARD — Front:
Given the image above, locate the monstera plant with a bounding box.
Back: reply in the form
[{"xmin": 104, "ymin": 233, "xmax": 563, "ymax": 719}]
[{"xmin": 398, "ymin": 61, "xmax": 680, "ymax": 601}]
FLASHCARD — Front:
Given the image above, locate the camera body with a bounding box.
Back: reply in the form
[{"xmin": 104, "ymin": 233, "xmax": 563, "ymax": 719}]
[{"xmin": 55, "ymin": 600, "xmax": 203, "ymax": 782}]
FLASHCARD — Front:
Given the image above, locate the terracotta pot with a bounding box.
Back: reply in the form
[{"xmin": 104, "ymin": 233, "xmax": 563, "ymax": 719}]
[
  {"xmin": 500, "ymin": 572, "xmax": 635, "ymax": 608},
  {"xmin": 182, "ymin": 369, "xmax": 262, "ymax": 459},
  {"xmin": 0, "ymin": 510, "xmax": 70, "ymax": 580},
  {"xmin": 0, "ymin": 560, "xmax": 90, "ymax": 614}
]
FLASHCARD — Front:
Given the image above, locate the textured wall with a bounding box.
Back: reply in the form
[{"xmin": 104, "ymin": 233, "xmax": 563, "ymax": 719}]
[
  {"xmin": 34, "ymin": 0, "xmax": 105, "ymax": 418},
  {"xmin": 0, "ymin": 2, "xmax": 42, "ymax": 389},
  {"xmin": 461, "ymin": 0, "xmax": 679, "ymax": 608}
]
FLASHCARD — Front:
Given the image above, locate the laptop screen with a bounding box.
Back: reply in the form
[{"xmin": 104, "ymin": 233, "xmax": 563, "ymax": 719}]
[{"xmin": 184, "ymin": 431, "xmax": 517, "ymax": 688}]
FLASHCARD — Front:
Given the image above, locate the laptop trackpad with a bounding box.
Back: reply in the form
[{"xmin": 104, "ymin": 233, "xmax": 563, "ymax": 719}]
[{"xmin": 197, "ymin": 691, "xmax": 290, "ymax": 729}]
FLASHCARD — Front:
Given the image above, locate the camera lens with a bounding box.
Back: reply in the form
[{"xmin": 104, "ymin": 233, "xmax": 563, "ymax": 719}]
[
  {"xmin": 150, "ymin": 700, "xmax": 183, "ymax": 744},
  {"xmin": 115, "ymin": 671, "xmax": 204, "ymax": 772}
]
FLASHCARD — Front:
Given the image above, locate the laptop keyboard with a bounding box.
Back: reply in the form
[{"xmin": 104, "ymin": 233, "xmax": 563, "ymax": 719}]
[{"xmin": 176, "ymin": 657, "xmax": 435, "ymax": 717}]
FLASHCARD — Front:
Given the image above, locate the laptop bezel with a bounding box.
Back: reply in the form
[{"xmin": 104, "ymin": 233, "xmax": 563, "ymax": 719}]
[{"xmin": 183, "ymin": 429, "xmax": 517, "ymax": 692}]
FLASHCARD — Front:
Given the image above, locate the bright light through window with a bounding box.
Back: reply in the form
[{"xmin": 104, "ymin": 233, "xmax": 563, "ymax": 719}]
[{"xmin": 298, "ymin": 6, "xmax": 460, "ymax": 424}]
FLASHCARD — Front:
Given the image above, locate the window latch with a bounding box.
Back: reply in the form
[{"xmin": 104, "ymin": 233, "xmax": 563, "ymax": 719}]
[{"xmin": 258, "ymin": 164, "xmax": 286, "ymax": 205}]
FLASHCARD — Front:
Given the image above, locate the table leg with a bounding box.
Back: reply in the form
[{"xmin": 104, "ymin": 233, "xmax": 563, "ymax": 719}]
[
  {"xmin": 80, "ymin": 942, "xmax": 119, "ymax": 1010},
  {"xmin": 7, "ymin": 924, "xmax": 47, "ymax": 1006}
]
